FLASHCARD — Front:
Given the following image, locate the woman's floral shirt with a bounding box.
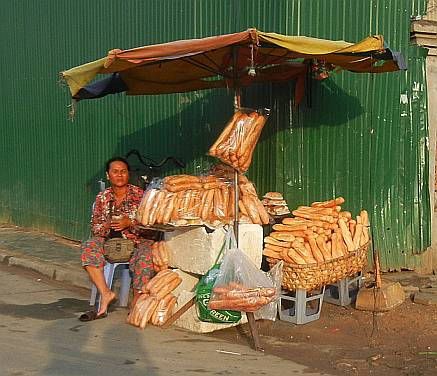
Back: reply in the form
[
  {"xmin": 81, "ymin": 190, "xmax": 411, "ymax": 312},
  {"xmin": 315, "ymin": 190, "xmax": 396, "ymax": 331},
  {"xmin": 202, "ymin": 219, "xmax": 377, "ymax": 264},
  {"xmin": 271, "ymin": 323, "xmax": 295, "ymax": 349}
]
[{"xmin": 91, "ymin": 184, "xmax": 144, "ymax": 240}]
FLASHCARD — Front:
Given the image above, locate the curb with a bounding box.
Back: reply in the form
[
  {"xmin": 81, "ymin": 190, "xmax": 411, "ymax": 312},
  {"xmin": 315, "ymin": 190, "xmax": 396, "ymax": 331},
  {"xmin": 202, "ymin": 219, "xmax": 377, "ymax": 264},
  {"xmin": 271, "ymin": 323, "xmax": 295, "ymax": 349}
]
[{"xmin": 0, "ymin": 250, "xmax": 90, "ymax": 290}]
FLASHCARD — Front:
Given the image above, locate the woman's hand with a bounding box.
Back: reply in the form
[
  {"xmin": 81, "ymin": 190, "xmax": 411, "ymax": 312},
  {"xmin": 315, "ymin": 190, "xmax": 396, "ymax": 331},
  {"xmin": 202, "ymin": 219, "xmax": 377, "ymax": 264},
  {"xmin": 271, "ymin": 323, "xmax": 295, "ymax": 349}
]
[{"xmin": 111, "ymin": 216, "xmax": 132, "ymax": 231}]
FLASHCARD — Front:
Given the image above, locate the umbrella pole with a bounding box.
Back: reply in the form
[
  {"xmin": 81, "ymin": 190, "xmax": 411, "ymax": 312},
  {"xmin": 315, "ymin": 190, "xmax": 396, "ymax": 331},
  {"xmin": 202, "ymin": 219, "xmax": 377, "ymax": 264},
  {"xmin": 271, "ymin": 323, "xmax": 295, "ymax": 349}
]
[
  {"xmin": 233, "ymin": 86, "xmax": 241, "ymax": 244},
  {"xmin": 233, "ymin": 81, "xmax": 263, "ymax": 352}
]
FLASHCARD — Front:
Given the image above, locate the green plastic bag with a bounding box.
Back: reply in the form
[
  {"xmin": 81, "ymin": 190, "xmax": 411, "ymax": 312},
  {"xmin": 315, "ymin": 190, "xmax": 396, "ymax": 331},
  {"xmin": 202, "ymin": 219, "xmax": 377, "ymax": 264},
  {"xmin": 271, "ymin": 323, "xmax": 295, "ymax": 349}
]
[{"xmin": 195, "ymin": 229, "xmax": 241, "ymax": 323}]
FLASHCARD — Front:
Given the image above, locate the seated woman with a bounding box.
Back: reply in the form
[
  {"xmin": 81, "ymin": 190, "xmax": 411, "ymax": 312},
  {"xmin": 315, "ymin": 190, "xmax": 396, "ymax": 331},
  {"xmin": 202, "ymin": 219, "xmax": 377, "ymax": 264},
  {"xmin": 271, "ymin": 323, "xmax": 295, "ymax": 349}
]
[{"xmin": 80, "ymin": 157, "xmax": 155, "ymax": 320}]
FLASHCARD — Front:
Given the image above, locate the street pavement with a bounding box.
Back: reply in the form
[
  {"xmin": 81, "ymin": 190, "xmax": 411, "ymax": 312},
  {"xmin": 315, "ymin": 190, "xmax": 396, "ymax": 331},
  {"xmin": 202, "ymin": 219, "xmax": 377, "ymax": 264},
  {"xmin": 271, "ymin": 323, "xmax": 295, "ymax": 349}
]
[{"xmin": 0, "ymin": 262, "xmax": 329, "ymax": 376}]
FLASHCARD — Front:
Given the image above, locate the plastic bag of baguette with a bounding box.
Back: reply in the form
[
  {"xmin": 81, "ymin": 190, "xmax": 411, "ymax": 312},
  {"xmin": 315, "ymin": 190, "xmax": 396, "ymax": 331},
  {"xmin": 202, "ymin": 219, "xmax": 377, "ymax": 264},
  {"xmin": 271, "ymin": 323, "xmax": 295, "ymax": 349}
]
[
  {"xmin": 136, "ymin": 178, "xmax": 165, "ymax": 226},
  {"xmin": 208, "ymin": 233, "xmax": 282, "ymax": 320},
  {"xmin": 208, "ymin": 108, "xmax": 270, "ymax": 173}
]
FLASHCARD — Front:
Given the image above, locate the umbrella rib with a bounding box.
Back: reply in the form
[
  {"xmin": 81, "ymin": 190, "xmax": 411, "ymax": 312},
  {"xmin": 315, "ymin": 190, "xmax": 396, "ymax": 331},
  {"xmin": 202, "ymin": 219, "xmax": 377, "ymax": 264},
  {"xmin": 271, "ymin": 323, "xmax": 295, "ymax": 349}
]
[
  {"xmin": 181, "ymin": 56, "xmax": 232, "ymax": 79},
  {"xmin": 256, "ymin": 49, "xmax": 293, "ymax": 69}
]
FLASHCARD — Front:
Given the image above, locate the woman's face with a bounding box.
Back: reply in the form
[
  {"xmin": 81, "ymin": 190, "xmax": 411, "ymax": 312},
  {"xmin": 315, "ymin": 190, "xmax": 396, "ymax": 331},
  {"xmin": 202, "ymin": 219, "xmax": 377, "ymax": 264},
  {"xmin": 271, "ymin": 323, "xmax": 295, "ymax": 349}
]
[{"xmin": 107, "ymin": 161, "xmax": 129, "ymax": 188}]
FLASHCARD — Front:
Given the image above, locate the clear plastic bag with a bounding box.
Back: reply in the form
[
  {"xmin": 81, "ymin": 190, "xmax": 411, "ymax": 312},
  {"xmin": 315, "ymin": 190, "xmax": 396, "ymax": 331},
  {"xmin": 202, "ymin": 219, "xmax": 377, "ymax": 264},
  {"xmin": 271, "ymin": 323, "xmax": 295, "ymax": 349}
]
[
  {"xmin": 135, "ymin": 164, "xmax": 270, "ymax": 227},
  {"xmin": 208, "ymin": 235, "xmax": 283, "ymax": 320},
  {"xmin": 208, "ymin": 108, "xmax": 270, "ymax": 173}
]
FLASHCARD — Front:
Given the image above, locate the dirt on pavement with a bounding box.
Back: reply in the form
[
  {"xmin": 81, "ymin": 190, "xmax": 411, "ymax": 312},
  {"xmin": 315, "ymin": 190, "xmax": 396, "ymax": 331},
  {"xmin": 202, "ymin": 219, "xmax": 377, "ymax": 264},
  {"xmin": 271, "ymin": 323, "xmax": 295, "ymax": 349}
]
[{"xmin": 211, "ymin": 274, "xmax": 437, "ymax": 376}]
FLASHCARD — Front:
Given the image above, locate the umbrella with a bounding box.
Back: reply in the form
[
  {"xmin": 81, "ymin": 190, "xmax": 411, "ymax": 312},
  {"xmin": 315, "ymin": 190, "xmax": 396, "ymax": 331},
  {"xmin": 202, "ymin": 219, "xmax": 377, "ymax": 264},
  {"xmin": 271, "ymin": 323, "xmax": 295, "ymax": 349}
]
[{"xmin": 61, "ymin": 28, "xmax": 405, "ymax": 101}]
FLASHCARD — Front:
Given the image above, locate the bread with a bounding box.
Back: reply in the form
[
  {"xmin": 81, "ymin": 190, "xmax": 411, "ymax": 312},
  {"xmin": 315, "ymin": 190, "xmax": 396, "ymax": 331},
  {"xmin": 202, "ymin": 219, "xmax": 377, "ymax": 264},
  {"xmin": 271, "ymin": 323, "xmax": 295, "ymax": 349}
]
[
  {"xmin": 263, "ymin": 192, "xmax": 284, "ymax": 200},
  {"xmin": 311, "ymin": 197, "xmax": 345, "ymax": 208},
  {"xmin": 270, "ymin": 232, "xmax": 296, "ymax": 242}
]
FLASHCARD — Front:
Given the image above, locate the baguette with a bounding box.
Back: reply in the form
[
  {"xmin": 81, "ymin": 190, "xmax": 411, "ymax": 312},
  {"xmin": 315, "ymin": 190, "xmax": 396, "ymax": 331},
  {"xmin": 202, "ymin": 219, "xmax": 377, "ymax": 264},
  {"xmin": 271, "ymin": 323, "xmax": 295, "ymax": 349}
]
[
  {"xmin": 213, "ymin": 188, "xmax": 225, "ymax": 219},
  {"xmin": 221, "ymin": 186, "xmax": 230, "ymax": 218},
  {"xmin": 339, "ymin": 211, "xmax": 352, "ymax": 220},
  {"xmin": 315, "ymin": 235, "xmax": 331, "ymax": 260},
  {"xmin": 297, "ymin": 206, "xmax": 336, "ymax": 216},
  {"xmin": 237, "ymin": 113, "xmax": 261, "ymax": 158},
  {"xmin": 331, "ymin": 232, "xmax": 343, "ymax": 259},
  {"xmin": 150, "ymin": 272, "xmax": 179, "ymax": 295},
  {"xmin": 270, "ymin": 232, "xmax": 296, "ymax": 242},
  {"xmin": 282, "ymin": 217, "xmax": 330, "ymax": 229},
  {"xmin": 264, "ymin": 236, "xmax": 292, "ymax": 248},
  {"xmin": 156, "ymin": 191, "xmax": 172, "ymax": 224},
  {"xmin": 148, "ymin": 190, "xmax": 166, "ymax": 225},
  {"xmin": 238, "ymin": 199, "xmax": 249, "ymax": 216},
  {"xmin": 139, "ymin": 297, "xmax": 159, "ymax": 329},
  {"xmin": 155, "ymin": 277, "xmax": 182, "ymax": 300},
  {"xmin": 144, "ymin": 269, "xmax": 173, "ymax": 293},
  {"xmin": 307, "ymin": 236, "xmax": 325, "ymax": 263},
  {"xmin": 159, "ymin": 241, "xmax": 169, "ymax": 264},
  {"xmin": 161, "ymin": 193, "xmax": 176, "ymax": 224},
  {"xmin": 164, "ymin": 175, "xmax": 201, "ymax": 186},
  {"xmin": 264, "ymin": 243, "xmax": 290, "ymax": 254},
  {"xmin": 287, "ymin": 249, "xmax": 307, "ymax": 264},
  {"xmin": 263, "ymin": 248, "xmax": 282, "ymax": 259},
  {"xmin": 136, "ymin": 190, "xmax": 150, "ymax": 221},
  {"xmin": 311, "ymin": 197, "xmax": 345, "ymax": 208},
  {"xmin": 165, "ymin": 182, "xmax": 203, "ymax": 193},
  {"xmin": 272, "ymin": 224, "xmax": 307, "ymax": 232},
  {"xmin": 360, "ymin": 210, "xmax": 369, "ymax": 226},
  {"xmin": 280, "ymin": 249, "xmax": 295, "ymax": 264},
  {"xmin": 132, "ymin": 295, "xmax": 150, "ymax": 327},
  {"xmin": 156, "ymin": 295, "xmax": 177, "ymax": 326},
  {"xmin": 151, "ymin": 293, "xmax": 174, "ymax": 326},
  {"xmin": 292, "ymin": 210, "xmax": 335, "ymax": 223},
  {"xmin": 353, "ymin": 224, "xmax": 363, "ymax": 248},
  {"xmin": 201, "ymin": 189, "xmax": 215, "ymax": 220},
  {"xmin": 242, "ymin": 195, "xmax": 261, "ymax": 224},
  {"xmin": 338, "ymin": 218, "xmax": 355, "ymax": 252},
  {"xmin": 253, "ymin": 196, "xmax": 270, "ymax": 224},
  {"xmin": 140, "ymin": 189, "xmax": 159, "ymax": 225},
  {"xmin": 228, "ymin": 186, "xmax": 235, "ymax": 219},
  {"xmin": 209, "ymin": 112, "xmax": 243, "ymax": 156},
  {"xmin": 291, "ymin": 241, "xmax": 317, "ymax": 263}
]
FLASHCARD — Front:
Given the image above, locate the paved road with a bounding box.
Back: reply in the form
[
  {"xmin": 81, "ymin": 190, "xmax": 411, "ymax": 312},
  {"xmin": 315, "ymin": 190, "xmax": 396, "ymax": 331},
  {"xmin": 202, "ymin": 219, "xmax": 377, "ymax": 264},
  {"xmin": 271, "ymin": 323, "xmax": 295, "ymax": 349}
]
[{"xmin": 0, "ymin": 263, "xmax": 329, "ymax": 376}]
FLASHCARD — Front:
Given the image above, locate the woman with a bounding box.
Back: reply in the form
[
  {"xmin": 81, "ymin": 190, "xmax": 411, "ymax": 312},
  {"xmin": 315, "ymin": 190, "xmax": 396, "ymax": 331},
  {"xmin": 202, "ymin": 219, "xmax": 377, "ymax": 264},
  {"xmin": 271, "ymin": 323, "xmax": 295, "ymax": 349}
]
[{"xmin": 80, "ymin": 157, "xmax": 155, "ymax": 320}]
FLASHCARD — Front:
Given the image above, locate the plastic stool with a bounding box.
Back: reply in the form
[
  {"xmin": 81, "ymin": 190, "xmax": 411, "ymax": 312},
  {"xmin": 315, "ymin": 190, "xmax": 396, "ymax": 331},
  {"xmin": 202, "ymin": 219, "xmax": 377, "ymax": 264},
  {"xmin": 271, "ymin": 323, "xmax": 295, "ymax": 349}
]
[
  {"xmin": 324, "ymin": 272, "xmax": 363, "ymax": 306},
  {"xmin": 278, "ymin": 286, "xmax": 325, "ymax": 325},
  {"xmin": 90, "ymin": 262, "xmax": 132, "ymax": 311}
]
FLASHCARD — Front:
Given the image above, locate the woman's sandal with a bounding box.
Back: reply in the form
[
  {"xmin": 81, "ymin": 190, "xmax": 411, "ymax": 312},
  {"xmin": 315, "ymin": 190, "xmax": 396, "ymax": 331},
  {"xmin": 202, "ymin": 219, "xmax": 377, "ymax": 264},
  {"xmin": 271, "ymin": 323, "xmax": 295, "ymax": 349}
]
[{"xmin": 78, "ymin": 310, "xmax": 108, "ymax": 322}]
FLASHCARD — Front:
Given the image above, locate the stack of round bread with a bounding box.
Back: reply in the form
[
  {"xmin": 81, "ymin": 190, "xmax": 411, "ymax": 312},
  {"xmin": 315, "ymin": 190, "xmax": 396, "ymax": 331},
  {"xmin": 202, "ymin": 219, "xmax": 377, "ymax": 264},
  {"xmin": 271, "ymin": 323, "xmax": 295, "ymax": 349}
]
[
  {"xmin": 263, "ymin": 197, "xmax": 370, "ymax": 265},
  {"xmin": 262, "ymin": 192, "xmax": 290, "ymax": 216},
  {"xmin": 136, "ymin": 170, "xmax": 270, "ymax": 227},
  {"xmin": 127, "ymin": 269, "xmax": 181, "ymax": 329}
]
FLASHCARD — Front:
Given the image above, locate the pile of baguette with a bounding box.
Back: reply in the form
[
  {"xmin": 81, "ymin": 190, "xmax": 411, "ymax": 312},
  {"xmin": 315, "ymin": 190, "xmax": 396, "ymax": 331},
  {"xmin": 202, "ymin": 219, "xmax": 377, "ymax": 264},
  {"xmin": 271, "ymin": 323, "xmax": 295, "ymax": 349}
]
[
  {"xmin": 208, "ymin": 110, "xmax": 268, "ymax": 173},
  {"xmin": 152, "ymin": 240, "xmax": 169, "ymax": 272},
  {"xmin": 136, "ymin": 166, "xmax": 269, "ymax": 227},
  {"xmin": 127, "ymin": 269, "xmax": 181, "ymax": 329},
  {"xmin": 208, "ymin": 282, "xmax": 276, "ymax": 312},
  {"xmin": 263, "ymin": 197, "xmax": 370, "ymax": 265}
]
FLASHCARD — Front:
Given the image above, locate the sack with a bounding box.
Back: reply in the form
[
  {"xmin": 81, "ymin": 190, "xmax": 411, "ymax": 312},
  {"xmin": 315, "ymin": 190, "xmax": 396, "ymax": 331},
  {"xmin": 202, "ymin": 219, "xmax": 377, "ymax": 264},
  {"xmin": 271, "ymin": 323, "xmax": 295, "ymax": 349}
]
[
  {"xmin": 195, "ymin": 228, "xmax": 242, "ymax": 323},
  {"xmin": 104, "ymin": 238, "xmax": 135, "ymax": 263}
]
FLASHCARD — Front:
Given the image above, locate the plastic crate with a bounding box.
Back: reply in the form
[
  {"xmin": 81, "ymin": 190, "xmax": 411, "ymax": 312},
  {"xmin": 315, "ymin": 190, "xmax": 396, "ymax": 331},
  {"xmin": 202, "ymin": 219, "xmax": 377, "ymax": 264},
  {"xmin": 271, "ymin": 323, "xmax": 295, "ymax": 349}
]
[
  {"xmin": 324, "ymin": 272, "xmax": 363, "ymax": 306},
  {"xmin": 278, "ymin": 286, "xmax": 325, "ymax": 325}
]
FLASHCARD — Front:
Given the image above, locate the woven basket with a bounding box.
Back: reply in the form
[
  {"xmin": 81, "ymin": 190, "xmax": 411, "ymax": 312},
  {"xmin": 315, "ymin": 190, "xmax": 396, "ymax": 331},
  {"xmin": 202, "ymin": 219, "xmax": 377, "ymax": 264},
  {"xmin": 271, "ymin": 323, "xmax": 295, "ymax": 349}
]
[{"xmin": 267, "ymin": 242, "xmax": 369, "ymax": 292}]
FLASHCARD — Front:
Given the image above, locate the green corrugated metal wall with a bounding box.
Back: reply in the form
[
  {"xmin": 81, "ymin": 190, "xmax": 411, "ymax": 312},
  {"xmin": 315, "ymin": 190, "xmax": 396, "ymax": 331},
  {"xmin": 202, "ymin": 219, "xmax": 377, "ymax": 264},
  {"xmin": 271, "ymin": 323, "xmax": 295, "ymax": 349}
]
[{"xmin": 0, "ymin": 0, "xmax": 430, "ymax": 270}]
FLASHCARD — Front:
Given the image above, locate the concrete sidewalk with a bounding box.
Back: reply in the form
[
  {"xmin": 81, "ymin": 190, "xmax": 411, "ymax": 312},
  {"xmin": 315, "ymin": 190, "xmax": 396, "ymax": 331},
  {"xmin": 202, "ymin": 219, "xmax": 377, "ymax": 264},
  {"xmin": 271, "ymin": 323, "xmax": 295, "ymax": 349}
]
[{"xmin": 0, "ymin": 225, "xmax": 90, "ymax": 289}]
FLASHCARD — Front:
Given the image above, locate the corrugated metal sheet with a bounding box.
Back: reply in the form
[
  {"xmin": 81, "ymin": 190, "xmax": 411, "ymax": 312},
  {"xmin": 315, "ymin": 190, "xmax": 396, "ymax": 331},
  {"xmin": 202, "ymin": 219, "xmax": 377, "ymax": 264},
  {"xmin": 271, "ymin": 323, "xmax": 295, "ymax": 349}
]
[{"xmin": 0, "ymin": 0, "xmax": 430, "ymax": 270}]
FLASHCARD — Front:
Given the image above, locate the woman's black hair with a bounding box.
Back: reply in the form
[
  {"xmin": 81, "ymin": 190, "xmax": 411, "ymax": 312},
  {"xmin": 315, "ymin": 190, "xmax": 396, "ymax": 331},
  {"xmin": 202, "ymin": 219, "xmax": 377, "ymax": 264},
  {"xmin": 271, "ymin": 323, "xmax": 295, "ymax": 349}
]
[{"xmin": 105, "ymin": 157, "xmax": 130, "ymax": 172}]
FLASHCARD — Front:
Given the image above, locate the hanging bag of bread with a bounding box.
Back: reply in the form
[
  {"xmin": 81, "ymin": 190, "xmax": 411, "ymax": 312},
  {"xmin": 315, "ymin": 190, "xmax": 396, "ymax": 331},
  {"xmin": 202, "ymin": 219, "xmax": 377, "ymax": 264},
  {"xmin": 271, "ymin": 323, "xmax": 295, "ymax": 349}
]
[{"xmin": 209, "ymin": 108, "xmax": 270, "ymax": 173}]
